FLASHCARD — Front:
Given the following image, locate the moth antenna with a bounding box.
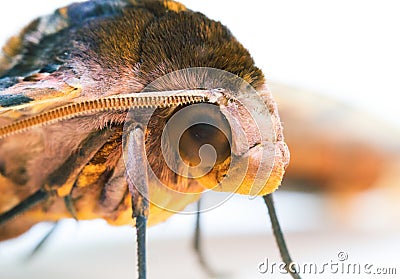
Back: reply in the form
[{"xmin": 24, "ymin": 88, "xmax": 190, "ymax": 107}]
[
  {"xmin": 0, "ymin": 89, "xmax": 219, "ymax": 139},
  {"xmin": 263, "ymin": 194, "xmax": 302, "ymax": 279},
  {"xmin": 0, "ymin": 189, "xmax": 49, "ymax": 226}
]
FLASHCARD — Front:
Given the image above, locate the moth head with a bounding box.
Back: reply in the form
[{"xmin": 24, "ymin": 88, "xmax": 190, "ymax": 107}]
[
  {"xmin": 198, "ymin": 87, "xmax": 290, "ymax": 197},
  {"xmin": 139, "ymin": 68, "xmax": 290, "ymax": 198}
]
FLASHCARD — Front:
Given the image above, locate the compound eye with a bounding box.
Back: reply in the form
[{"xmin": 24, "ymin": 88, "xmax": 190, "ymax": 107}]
[
  {"xmin": 179, "ymin": 122, "xmax": 231, "ymax": 166},
  {"xmin": 167, "ymin": 104, "xmax": 232, "ymax": 167}
]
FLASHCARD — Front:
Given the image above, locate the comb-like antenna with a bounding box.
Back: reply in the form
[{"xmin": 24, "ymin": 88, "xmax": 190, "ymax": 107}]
[{"xmin": 0, "ymin": 89, "xmax": 217, "ymax": 139}]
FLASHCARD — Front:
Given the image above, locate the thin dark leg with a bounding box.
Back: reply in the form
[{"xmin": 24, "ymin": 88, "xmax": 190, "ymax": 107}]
[
  {"xmin": 263, "ymin": 194, "xmax": 302, "ymax": 279},
  {"xmin": 193, "ymin": 198, "xmax": 202, "ymax": 252},
  {"xmin": 193, "ymin": 198, "xmax": 220, "ymax": 278},
  {"xmin": 125, "ymin": 123, "xmax": 149, "ymax": 279},
  {"xmin": 136, "ymin": 214, "xmax": 147, "ymax": 279},
  {"xmin": 26, "ymin": 221, "xmax": 59, "ymax": 260},
  {"xmin": 64, "ymin": 195, "xmax": 78, "ymax": 220},
  {"xmin": 0, "ymin": 189, "xmax": 48, "ymax": 226}
]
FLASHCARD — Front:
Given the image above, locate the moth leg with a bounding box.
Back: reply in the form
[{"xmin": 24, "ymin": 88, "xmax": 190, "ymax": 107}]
[
  {"xmin": 26, "ymin": 221, "xmax": 59, "ymax": 260},
  {"xmin": 134, "ymin": 200, "xmax": 147, "ymax": 279},
  {"xmin": 64, "ymin": 195, "xmax": 78, "ymax": 220},
  {"xmin": 193, "ymin": 198, "xmax": 219, "ymax": 278},
  {"xmin": 263, "ymin": 194, "xmax": 302, "ymax": 279},
  {"xmin": 98, "ymin": 157, "xmax": 128, "ymax": 212},
  {"xmin": 0, "ymin": 189, "xmax": 49, "ymax": 226},
  {"xmin": 125, "ymin": 123, "xmax": 149, "ymax": 279}
]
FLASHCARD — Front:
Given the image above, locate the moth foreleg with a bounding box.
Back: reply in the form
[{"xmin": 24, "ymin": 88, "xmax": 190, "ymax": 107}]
[{"xmin": 125, "ymin": 123, "xmax": 149, "ymax": 279}]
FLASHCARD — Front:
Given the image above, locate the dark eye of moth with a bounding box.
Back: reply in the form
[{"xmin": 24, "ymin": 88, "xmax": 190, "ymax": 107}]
[{"xmin": 172, "ymin": 104, "xmax": 232, "ymax": 166}]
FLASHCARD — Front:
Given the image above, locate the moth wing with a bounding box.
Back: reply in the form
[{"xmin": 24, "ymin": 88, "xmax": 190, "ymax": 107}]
[
  {"xmin": 0, "ymin": 72, "xmax": 128, "ymax": 239},
  {"xmin": 0, "ymin": 74, "xmax": 81, "ymax": 123},
  {"xmin": 0, "ymin": 0, "xmax": 150, "ymax": 76}
]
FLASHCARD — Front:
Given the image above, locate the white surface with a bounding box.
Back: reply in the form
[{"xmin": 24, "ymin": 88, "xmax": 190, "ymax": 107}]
[
  {"xmin": 1, "ymin": 218, "xmax": 400, "ymax": 279},
  {"xmin": 1, "ymin": 192, "xmax": 400, "ymax": 279}
]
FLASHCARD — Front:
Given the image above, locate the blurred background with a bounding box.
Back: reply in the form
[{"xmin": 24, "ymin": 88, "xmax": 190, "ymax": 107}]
[{"xmin": 1, "ymin": 0, "xmax": 400, "ymax": 278}]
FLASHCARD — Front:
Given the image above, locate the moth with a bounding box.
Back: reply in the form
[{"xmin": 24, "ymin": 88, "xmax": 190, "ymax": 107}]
[{"xmin": 0, "ymin": 0, "xmax": 299, "ymax": 278}]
